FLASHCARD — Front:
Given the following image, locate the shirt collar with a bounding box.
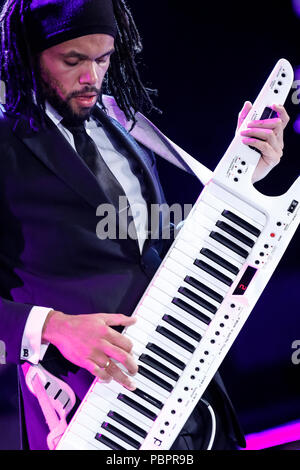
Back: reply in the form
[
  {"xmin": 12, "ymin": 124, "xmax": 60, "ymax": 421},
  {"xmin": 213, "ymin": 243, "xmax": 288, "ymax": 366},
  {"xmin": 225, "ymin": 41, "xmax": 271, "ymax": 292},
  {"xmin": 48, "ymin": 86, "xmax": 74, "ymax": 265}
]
[{"xmin": 45, "ymin": 100, "xmax": 101, "ymax": 130}]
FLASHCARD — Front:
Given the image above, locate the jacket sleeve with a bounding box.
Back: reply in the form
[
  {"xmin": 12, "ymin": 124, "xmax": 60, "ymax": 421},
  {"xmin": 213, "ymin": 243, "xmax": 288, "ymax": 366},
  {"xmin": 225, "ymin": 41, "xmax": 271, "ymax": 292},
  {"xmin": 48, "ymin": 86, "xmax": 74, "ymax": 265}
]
[{"xmin": 0, "ymin": 297, "xmax": 34, "ymax": 364}]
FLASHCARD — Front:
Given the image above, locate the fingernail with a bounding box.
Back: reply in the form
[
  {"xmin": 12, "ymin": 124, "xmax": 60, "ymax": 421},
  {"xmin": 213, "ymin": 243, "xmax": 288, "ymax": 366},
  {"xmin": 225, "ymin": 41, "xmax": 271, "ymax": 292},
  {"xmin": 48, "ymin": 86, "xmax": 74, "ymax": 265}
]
[{"xmin": 126, "ymin": 380, "xmax": 137, "ymax": 391}]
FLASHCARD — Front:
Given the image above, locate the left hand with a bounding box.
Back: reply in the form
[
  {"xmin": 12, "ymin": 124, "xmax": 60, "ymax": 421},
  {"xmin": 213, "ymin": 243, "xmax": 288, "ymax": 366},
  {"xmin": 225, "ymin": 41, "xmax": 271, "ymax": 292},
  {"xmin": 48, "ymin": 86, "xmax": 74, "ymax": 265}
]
[{"xmin": 236, "ymin": 101, "xmax": 290, "ymax": 183}]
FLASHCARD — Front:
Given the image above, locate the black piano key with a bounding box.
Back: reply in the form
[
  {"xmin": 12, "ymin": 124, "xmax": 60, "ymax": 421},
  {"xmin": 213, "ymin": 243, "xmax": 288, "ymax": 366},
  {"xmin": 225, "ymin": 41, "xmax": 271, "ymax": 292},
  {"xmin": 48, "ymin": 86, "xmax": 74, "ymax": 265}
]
[
  {"xmin": 178, "ymin": 286, "xmax": 217, "ymax": 314},
  {"xmin": 101, "ymin": 422, "xmax": 141, "ymax": 449},
  {"xmin": 95, "ymin": 432, "xmax": 125, "ymax": 450},
  {"xmin": 172, "ymin": 298, "xmax": 211, "ymax": 326},
  {"xmin": 200, "ymin": 248, "xmax": 239, "ymax": 275},
  {"xmin": 139, "ymin": 353, "xmax": 180, "ymax": 381},
  {"xmin": 107, "ymin": 410, "xmax": 147, "ymax": 438},
  {"xmin": 156, "ymin": 325, "xmax": 195, "ymax": 354},
  {"xmin": 184, "ymin": 276, "xmax": 224, "ymax": 303},
  {"xmin": 146, "ymin": 343, "xmax": 186, "ymax": 371},
  {"xmin": 216, "ymin": 221, "xmax": 255, "ymax": 248},
  {"xmin": 163, "ymin": 314, "xmax": 202, "ymax": 341},
  {"xmin": 260, "ymin": 106, "xmax": 278, "ymax": 120},
  {"xmin": 222, "ymin": 210, "xmax": 261, "ymax": 237},
  {"xmin": 194, "ymin": 259, "xmax": 233, "ymax": 286},
  {"xmin": 132, "ymin": 387, "xmax": 164, "ymax": 410},
  {"xmin": 210, "ymin": 232, "xmax": 249, "ymax": 258},
  {"xmin": 117, "ymin": 392, "xmax": 158, "ymax": 420}
]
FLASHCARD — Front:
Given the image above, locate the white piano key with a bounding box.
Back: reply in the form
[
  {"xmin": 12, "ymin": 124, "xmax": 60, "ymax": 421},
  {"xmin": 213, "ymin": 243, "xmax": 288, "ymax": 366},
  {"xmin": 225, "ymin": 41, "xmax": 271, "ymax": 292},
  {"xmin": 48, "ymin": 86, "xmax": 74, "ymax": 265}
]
[
  {"xmin": 201, "ymin": 186, "xmax": 265, "ymax": 228},
  {"xmin": 137, "ymin": 303, "xmax": 204, "ymax": 347},
  {"xmin": 58, "ymin": 432, "xmax": 104, "ymax": 450},
  {"xmin": 135, "ymin": 347, "xmax": 183, "ymax": 377},
  {"xmin": 68, "ymin": 422, "xmax": 106, "ymax": 450},
  {"xmin": 169, "ymin": 248, "xmax": 229, "ymax": 293},
  {"xmin": 106, "ymin": 380, "xmax": 161, "ymax": 416},
  {"xmin": 90, "ymin": 385, "xmax": 154, "ymax": 429},
  {"xmin": 148, "ymin": 284, "xmax": 214, "ymax": 327},
  {"xmin": 175, "ymin": 239, "xmax": 236, "ymax": 281},
  {"xmin": 101, "ymin": 415, "xmax": 144, "ymax": 445},
  {"xmin": 148, "ymin": 329, "xmax": 193, "ymax": 362},
  {"xmin": 163, "ymin": 257, "xmax": 226, "ymax": 300},
  {"xmin": 182, "ymin": 223, "xmax": 246, "ymax": 264},
  {"xmin": 143, "ymin": 291, "xmax": 208, "ymax": 334}
]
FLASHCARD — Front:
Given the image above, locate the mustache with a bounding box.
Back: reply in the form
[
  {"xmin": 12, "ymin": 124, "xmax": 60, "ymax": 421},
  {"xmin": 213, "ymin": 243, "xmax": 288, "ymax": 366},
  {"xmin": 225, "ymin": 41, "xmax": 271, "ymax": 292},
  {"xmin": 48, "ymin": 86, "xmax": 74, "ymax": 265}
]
[{"xmin": 68, "ymin": 87, "xmax": 101, "ymax": 99}]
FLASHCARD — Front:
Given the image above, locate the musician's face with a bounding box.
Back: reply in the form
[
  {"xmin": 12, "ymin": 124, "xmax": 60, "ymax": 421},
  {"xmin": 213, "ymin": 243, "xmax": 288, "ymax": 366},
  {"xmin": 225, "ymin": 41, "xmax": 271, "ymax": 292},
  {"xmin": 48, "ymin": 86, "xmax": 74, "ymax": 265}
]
[{"xmin": 38, "ymin": 34, "xmax": 115, "ymax": 123}]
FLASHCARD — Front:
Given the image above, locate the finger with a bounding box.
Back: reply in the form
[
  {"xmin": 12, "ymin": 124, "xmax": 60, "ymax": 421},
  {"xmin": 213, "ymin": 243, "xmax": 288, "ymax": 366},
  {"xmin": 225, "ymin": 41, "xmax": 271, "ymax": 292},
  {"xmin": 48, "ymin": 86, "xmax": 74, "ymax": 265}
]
[
  {"xmin": 237, "ymin": 101, "xmax": 252, "ymax": 131},
  {"xmin": 83, "ymin": 358, "xmax": 113, "ymax": 383},
  {"xmin": 105, "ymin": 360, "xmax": 137, "ymax": 391},
  {"xmin": 101, "ymin": 313, "xmax": 137, "ymax": 327},
  {"xmin": 241, "ymin": 138, "xmax": 281, "ymax": 165},
  {"xmin": 100, "ymin": 339, "xmax": 138, "ymax": 375},
  {"xmin": 240, "ymin": 128, "xmax": 282, "ymax": 152},
  {"xmin": 272, "ymin": 104, "xmax": 290, "ymax": 130},
  {"xmin": 247, "ymin": 117, "xmax": 282, "ymax": 130}
]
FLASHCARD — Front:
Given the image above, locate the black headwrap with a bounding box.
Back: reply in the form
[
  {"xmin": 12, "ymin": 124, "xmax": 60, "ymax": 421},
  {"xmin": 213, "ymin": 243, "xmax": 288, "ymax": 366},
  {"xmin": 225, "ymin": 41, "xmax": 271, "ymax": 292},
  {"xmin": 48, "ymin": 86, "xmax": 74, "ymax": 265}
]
[{"xmin": 26, "ymin": 0, "xmax": 118, "ymax": 53}]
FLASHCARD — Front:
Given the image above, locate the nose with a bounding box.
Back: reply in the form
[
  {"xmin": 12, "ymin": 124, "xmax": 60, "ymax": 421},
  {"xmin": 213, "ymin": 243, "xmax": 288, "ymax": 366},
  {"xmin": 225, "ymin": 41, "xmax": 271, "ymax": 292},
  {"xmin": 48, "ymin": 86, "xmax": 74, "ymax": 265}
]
[{"xmin": 79, "ymin": 61, "xmax": 98, "ymax": 86}]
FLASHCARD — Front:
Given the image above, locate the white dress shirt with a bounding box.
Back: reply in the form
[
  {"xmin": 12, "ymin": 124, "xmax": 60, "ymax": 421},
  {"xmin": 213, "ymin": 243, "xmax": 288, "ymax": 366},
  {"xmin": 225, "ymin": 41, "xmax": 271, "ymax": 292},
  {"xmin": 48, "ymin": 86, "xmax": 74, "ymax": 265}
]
[{"xmin": 20, "ymin": 102, "xmax": 148, "ymax": 363}]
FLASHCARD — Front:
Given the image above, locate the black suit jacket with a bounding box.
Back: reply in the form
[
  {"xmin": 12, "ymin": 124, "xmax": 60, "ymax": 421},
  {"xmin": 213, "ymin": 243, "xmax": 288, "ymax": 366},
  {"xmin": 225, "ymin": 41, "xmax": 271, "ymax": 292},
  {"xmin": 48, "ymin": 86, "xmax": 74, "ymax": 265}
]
[{"xmin": 0, "ymin": 103, "xmax": 245, "ymax": 449}]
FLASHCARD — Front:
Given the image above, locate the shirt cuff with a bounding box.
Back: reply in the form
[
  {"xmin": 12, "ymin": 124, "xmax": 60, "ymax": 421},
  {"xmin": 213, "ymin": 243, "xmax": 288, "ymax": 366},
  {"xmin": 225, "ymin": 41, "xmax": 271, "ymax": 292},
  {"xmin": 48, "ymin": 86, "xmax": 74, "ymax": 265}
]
[{"xmin": 20, "ymin": 306, "xmax": 53, "ymax": 364}]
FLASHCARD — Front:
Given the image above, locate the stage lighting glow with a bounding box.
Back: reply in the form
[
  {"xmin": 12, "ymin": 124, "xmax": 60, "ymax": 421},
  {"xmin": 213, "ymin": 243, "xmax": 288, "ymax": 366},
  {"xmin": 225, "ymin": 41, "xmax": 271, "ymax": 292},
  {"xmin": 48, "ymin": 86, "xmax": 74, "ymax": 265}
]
[
  {"xmin": 292, "ymin": 0, "xmax": 300, "ymax": 17},
  {"xmin": 293, "ymin": 115, "xmax": 300, "ymax": 134},
  {"xmin": 245, "ymin": 420, "xmax": 300, "ymax": 450}
]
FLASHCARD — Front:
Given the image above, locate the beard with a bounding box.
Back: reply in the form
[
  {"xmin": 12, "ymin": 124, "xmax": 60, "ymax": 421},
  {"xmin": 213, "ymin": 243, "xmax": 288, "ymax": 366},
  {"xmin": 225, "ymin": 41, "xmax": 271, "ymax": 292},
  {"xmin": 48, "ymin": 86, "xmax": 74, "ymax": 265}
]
[{"xmin": 38, "ymin": 68, "xmax": 101, "ymax": 126}]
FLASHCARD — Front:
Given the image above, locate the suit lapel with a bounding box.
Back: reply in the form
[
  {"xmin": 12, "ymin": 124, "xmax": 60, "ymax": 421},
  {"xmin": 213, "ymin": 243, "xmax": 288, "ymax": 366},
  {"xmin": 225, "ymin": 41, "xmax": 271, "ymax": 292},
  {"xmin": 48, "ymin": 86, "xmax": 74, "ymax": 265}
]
[{"xmin": 7, "ymin": 112, "xmax": 110, "ymax": 210}]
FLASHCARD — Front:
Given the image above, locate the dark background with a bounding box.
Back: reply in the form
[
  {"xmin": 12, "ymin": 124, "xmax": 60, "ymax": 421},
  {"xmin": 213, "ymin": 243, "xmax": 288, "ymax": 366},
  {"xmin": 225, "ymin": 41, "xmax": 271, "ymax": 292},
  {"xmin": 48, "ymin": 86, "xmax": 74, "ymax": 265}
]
[{"xmin": 0, "ymin": 0, "xmax": 300, "ymax": 450}]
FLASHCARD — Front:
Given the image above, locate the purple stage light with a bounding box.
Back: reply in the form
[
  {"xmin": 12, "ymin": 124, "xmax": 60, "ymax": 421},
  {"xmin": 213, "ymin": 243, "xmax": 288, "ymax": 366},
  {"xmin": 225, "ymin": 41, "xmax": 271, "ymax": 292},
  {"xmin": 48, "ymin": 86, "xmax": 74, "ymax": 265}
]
[
  {"xmin": 245, "ymin": 420, "xmax": 300, "ymax": 450},
  {"xmin": 293, "ymin": 115, "xmax": 300, "ymax": 134},
  {"xmin": 292, "ymin": 0, "xmax": 300, "ymax": 17}
]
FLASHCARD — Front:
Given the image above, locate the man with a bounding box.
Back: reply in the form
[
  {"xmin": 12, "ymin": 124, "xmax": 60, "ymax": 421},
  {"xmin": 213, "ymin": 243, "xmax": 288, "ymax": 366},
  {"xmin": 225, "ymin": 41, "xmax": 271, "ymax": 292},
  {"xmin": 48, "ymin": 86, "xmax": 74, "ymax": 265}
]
[{"xmin": 0, "ymin": 0, "xmax": 289, "ymax": 450}]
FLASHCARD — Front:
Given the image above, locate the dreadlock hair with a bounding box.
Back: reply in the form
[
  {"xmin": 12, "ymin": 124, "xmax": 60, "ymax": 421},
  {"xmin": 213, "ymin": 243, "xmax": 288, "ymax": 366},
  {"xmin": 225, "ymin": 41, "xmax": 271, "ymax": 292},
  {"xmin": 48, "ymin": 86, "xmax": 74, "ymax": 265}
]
[{"xmin": 0, "ymin": 0, "xmax": 159, "ymax": 131}]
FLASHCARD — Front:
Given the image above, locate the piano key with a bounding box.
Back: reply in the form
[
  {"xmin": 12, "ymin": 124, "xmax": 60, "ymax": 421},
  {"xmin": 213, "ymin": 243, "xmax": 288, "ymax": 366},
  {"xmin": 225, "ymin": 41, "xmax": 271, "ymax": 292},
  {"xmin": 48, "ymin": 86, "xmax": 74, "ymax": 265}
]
[
  {"xmin": 194, "ymin": 259, "xmax": 233, "ymax": 286},
  {"xmin": 107, "ymin": 410, "xmax": 147, "ymax": 438},
  {"xmin": 139, "ymin": 353, "xmax": 180, "ymax": 381},
  {"xmin": 127, "ymin": 320, "xmax": 191, "ymax": 364},
  {"xmin": 100, "ymin": 422, "xmax": 141, "ymax": 449},
  {"xmin": 172, "ymin": 298, "xmax": 211, "ymax": 326},
  {"xmin": 148, "ymin": 329, "xmax": 192, "ymax": 361},
  {"xmin": 200, "ymin": 248, "xmax": 240, "ymax": 275},
  {"xmin": 216, "ymin": 221, "xmax": 255, "ymax": 247},
  {"xmin": 141, "ymin": 290, "xmax": 209, "ymax": 340},
  {"xmin": 117, "ymin": 392, "xmax": 159, "ymax": 419},
  {"xmin": 95, "ymin": 432, "xmax": 126, "ymax": 450},
  {"xmin": 203, "ymin": 181, "xmax": 266, "ymax": 226},
  {"xmin": 146, "ymin": 342, "xmax": 186, "ymax": 370},
  {"xmin": 183, "ymin": 222, "xmax": 247, "ymax": 265},
  {"xmin": 144, "ymin": 287, "xmax": 210, "ymax": 332},
  {"xmin": 130, "ymin": 328, "xmax": 184, "ymax": 377},
  {"xmin": 177, "ymin": 287, "xmax": 217, "ymax": 314},
  {"xmin": 222, "ymin": 209, "xmax": 261, "ymax": 237},
  {"xmin": 130, "ymin": 366, "xmax": 171, "ymax": 399},
  {"xmin": 210, "ymin": 232, "xmax": 249, "ymax": 258},
  {"xmin": 101, "ymin": 414, "xmax": 145, "ymax": 445},
  {"xmin": 164, "ymin": 257, "xmax": 226, "ymax": 301},
  {"xmin": 162, "ymin": 314, "xmax": 202, "ymax": 342},
  {"xmin": 91, "ymin": 384, "xmax": 154, "ymax": 428},
  {"xmin": 180, "ymin": 222, "xmax": 246, "ymax": 266},
  {"xmin": 106, "ymin": 380, "xmax": 163, "ymax": 417},
  {"xmin": 169, "ymin": 248, "xmax": 229, "ymax": 293},
  {"xmin": 132, "ymin": 387, "xmax": 164, "ymax": 409},
  {"xmin": 149, "ymin": 280, "xmax": 215, "ymax": 327},
  {"xmin": 69, "ymin": 421, "xmax": 109, "ymax": 449},
  {"xmin": 156, "ymin": 325, "xmax": 195, "ymax": 354},
  {"xmin": 184, "ymin": 275, "xmax": 224, "ymax": 303},
  {"xmin": 137, "ymin": 365, "xmax": 174, "ymax": 392},
  {"xmin": 175, "ymin": 238, "xmax": 237, "ymax": 282},
  {"xmin": 61, "ymin": 431, "xmax": 105, "ymax": 450}
]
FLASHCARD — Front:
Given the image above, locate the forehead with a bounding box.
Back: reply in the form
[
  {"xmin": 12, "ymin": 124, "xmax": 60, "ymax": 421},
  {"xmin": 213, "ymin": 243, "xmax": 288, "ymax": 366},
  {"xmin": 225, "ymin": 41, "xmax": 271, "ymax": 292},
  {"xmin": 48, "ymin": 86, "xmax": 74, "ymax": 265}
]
[{"xmin": 46, "ymin": 33, "xmax": 115, "ymax": 57}]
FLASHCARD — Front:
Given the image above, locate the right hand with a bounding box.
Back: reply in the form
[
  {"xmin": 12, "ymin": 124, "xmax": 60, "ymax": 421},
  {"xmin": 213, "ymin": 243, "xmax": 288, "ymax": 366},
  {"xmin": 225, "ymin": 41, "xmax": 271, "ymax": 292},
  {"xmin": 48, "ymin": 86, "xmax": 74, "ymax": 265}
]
[{"xmin": 42, "ymin": 310, "xmax": 138, "ymax": 391}]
